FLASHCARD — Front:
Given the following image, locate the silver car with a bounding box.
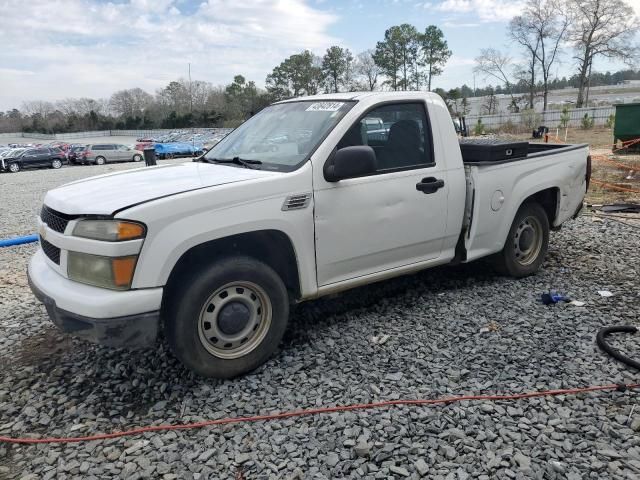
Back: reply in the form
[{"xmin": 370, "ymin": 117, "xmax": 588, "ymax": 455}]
[{"xmin": 84, "ymin": 144, "xmax": 144, "ymax": 165}]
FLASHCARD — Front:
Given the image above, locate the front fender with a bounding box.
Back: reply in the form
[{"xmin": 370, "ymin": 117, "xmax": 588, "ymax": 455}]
[{"xmin": 119, "ymin": 166, "xmax": 317, "ymax": 297}]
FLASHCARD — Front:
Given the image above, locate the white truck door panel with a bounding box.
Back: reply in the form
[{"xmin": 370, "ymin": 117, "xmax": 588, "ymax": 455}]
[
  {"xmin": 314, "ymin": 167, "xmax": 448, "ymax": 286},
  {"xmin": 314, "ymin": 101, "xmax": 449, "ymax": 287}
]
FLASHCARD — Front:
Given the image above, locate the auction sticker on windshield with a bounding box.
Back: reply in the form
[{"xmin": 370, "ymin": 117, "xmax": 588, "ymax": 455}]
[{"xmin": 305, "ymin": 102, "xmax": 345, "ymax": 112}]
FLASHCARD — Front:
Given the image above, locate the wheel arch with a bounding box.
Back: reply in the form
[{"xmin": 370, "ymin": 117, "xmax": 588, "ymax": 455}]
[
  {"xmin": 163, "ymin": 229, "xmax": 303, "ymax": 305},
  {"xmin": 494, "ymin": 186, "xmax": 559, "ymax": 253},
  {"xmin": 521, "ymin": 186, "xmax": 560, "ymax": 226}
]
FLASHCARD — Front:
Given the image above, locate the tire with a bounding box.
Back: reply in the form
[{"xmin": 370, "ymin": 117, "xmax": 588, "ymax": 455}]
[
  {"xmin": 95, "ymin": 156, "xmax": 106, "ymax": 165},
  {"xmin": 132, "ymin": 154, "xmax": 142, "ymax": 162},
  {"xmin": 164, "ymin": 256, "xmax": 289, "ymax": 378},
  {"xmin": 51, "ymin": 159, "xmax": 62, "ymax": 169},
  {"xmin": 8, "ymin": 162, "xmax": 20, "ymax": 173},
  {"xmin": 492, "ymin": 202, "xmax": 549, "ymax": 277}
]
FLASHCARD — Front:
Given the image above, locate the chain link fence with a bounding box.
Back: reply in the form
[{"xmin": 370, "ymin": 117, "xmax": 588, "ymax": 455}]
[{"xmin": 466, "ymin": 106, "xmax": 615, "ymax": 132}]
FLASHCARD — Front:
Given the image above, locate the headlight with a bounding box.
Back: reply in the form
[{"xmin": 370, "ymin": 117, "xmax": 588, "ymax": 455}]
[
  {"xmin": 73, "ymin": 220, "xmax": 145, "ymax": 241},
  {"xmin": 68, "ymin": 252, "xmax": 138, "ymax": 290}
]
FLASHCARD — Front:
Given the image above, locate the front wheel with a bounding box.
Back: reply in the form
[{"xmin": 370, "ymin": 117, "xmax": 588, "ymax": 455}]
[
  {"xmin": 492, "ymin": 202, "xmax": 549, "ymax": 277},
  {"xmin": 132, "ymin": 154, "xmax": 142, "ymax": 162},
  {"xmin": 8, "ymin": 162, "xmax": 20, "ymax": 173},
  {"xmin": 51, "ymin": 159, "xmax": 62, "ymax": 169},
  {"xmin": 164, "ymin": 256, "xmax": 289, "ymax": 378},
  {"xmin": 95, "ymin": 156, "xmax": 106, "ymax": 165}
]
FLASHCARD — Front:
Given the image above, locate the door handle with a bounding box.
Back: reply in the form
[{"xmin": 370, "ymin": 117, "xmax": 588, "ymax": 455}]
[{"xmin": 416, "ymin": 177, "xmax": 445, "ymax": 194}]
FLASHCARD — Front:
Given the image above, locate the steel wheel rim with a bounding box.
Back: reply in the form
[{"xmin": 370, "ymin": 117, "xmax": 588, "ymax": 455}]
[
  {"xmin": 197, "ymin": 281, "xmax": 272, "ymax": 359},
  {"xmin": 513, "ymin": 215, "xmax": 543, "ymax": 266}
]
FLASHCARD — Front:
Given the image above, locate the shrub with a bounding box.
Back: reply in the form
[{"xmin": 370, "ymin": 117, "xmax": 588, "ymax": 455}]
[
  {"xmin": 474, "ymin": 118, "xmax": 484, "ymax": 135},
  {"xmin": 605, "ymin": 113, "xmax": 615, "ymax": 129},
  {"xmin": 580, "ymin": 113, "xmax": 594, "ymax": 130},
  {"xmin": 521, "ymin": 109, "xmax": 541, "ymax": 130},
  {"xmin": 559, "ymin": 106, "xmax": 570, "ymax": 128},
  {"xmin": 499, "ymin": 120, "xmax": 518, "ymax": 134}
]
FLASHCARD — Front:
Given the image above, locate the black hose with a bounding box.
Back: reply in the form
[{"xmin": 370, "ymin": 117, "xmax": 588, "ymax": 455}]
[{"xmin": 597, "ymin": 325, "xmax": 640, "ymax": 370}]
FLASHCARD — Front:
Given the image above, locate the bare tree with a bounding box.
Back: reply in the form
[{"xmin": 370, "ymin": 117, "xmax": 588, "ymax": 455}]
[
  {"xmin": 110, "ymin": 88, "xmax": 153, "ymax": 118},
  {"xmin": 567, "ymin": 0, "xmax": 639, "ymax": 107},
  {"xmin": 354, "ymin": 50, "xmax": 381, "ymax": 90},
  {"xmin": 509, "ymin": 13, "xmax": 541, "ymax": 109},
  {"xmin": 474, "ymin": 48, "xmax": 518, "ymax": 110},
  {"xmin": 21, "ymin": 100, "xmax": 55, "ymax": 119},
  {"xmin": 482, "ymin": 88, "xmax": 499, "ymax": 115},
  {"xmin": 509, "ymin": 0, "xmax": 569, "ymax": 111}
]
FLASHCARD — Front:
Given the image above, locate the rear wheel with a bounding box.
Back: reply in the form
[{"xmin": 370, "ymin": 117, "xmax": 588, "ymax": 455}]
[
  {"xmin": 164, "ymin": 256, "xmax": 289, "ymax": 378},
  {"xmin": 492, "ymin": 202, "xmax": 549, "ymax": 277},
  {"xmin": 95, "ymin": 156, "xmax": 106, "ymax": 165},
  {"xmin": 132, "ymin": 154, "xmax": 142, "ymax": 162},
  {"xmin": 8, "ymin": 162, "xmax": 20, "ymax": 173},
  {"xmin": 51, "ymin": 159, "xmax": 62, "ymax": 169}
]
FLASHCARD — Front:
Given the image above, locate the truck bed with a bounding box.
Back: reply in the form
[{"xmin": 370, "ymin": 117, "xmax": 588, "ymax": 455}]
[
  {"xmin": 461, "ymin": 141, "xmax": 590, "ymax": 263},
  {"xmin": 460, "ymin": 139, "xmax": 587, "ymax": 165}
]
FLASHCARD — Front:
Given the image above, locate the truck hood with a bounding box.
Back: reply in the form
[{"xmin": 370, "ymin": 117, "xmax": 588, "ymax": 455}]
[{"xmin": 44, "ymin": 162, "xmax": 280, "ymax": 215}]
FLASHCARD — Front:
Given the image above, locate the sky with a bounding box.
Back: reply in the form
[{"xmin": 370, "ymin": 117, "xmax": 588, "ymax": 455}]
[{"xmin": 0, "ymin": 0, "xmax": 639, "ymax": 111}]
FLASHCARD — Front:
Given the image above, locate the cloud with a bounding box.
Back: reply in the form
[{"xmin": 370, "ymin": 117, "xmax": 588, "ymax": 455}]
[
  {"xmin": 445, "ymin": 55, "xmax": 476, "ymax": 67},
  {"xmin": 436, "ymin": 0, "xmax": 524, "ymax": 22},
  {"xmin": 0, "ymin": 0, "xmax": 339, "ymax": 110},
  {"xmin": 442, "ymin": 21, "xmax": 480, "ymax": 28}
]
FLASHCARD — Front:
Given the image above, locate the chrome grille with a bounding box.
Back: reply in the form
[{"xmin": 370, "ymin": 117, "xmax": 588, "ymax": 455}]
[{"xmin": 40, "ymin": 237, "xmax": 61, "ymax": 265}]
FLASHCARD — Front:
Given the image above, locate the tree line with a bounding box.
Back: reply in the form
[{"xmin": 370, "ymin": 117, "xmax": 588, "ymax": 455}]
[
  {"xmin": 264, "ymin": 24, "xmax": 451, "ymax": 99},
  {"xmin": 1, "ymin": 0, "xmax": 638, "ymax": 134},
  {"xmin": 473, "ymin": 0, "xmax": 639, "ymax": 112}
]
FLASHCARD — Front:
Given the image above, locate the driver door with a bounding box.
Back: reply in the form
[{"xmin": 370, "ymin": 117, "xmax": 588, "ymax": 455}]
[{"xmin": 314, "ymin": 102, "xmax": 449, "ymax": 286}]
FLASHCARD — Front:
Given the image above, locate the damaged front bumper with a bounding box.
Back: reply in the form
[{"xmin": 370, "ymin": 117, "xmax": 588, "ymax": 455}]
[{"xmin": 27, "ymin": 250, "xmax": 161, "ymax": 348}]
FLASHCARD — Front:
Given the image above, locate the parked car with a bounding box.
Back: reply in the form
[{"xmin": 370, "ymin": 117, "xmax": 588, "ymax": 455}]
[
  {"xmin": 153, "ymin": 142, "xmax": 203, "ymax": 159},
  {"xmin": 67, "ymin": 145, "xmax": 88, "ymax": 164},
  {"xmin": 83, "ymin": 144, "xmax": 144, "ymax": 165},
  {"xmin": 28, "ymin": 92, "xmax": 590, "ymax": 378},
  {"xmin": 48, "ymin": 142, "xmax": 71, "ymax": 153},
  {"xmin": 0, "ymin": 148, "xmax": 26, "ymax": 171},
  {"xmin": 134, "ymin": 142, "xmax": 153, "ymax": 152},
  {"xmin": 1, "ymin": 147, "xmax": 66, "ymax": 173}
]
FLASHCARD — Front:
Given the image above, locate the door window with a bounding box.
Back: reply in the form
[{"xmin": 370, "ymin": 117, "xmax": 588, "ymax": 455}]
[{"xmin": 337, "ymin": 103, "xmax": 433, "ymax": 171}]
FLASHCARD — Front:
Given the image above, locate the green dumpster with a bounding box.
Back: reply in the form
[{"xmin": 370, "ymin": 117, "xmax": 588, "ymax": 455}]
[{"xmin": 613, "ymin": 102, "xmax": 640, "ymax": 153}]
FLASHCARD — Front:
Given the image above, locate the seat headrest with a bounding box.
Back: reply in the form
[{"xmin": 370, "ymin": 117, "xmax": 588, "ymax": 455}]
[{"xmin": 388, "ymin": 120, "xmax": 421, "ymax": 148}]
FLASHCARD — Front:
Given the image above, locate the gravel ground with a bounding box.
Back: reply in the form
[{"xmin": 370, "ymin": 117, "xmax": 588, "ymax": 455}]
[{"xmin": 1, "ymin": 165, "xmax": 639, "ymax": 480}]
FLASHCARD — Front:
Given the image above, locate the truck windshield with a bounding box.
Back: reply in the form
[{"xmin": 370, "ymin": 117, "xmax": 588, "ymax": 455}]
[{"xmin": 204, "ymin": 100, "xmax": 355, "ymax": 171}]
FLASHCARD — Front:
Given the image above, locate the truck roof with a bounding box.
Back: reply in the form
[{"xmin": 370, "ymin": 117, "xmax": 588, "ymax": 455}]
[{"xmin": 277, "ymin": 91, "xmax": 440, "ymax": 103}]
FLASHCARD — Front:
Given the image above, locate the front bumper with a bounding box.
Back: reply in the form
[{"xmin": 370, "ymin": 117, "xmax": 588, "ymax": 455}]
[{"xmin": 28, "ymin": 250, "xmax": 162, "ymax": 348}]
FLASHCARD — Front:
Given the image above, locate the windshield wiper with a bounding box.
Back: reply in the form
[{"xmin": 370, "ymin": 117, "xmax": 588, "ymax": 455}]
[{"xmin": 203, "ymin": 156, "xmax": 262, "ymax": 169}]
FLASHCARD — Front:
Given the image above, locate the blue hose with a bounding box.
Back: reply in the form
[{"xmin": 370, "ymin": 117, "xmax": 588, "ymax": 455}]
[{"xmin": 0, "ymin": 234, "xmax": 39, "ymax": 247}]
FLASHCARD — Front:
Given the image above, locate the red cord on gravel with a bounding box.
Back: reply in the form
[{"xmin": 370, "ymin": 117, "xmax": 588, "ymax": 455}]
[{"xmin": 1, "ymin": 383, "xmax": 637, "ymax": 445}]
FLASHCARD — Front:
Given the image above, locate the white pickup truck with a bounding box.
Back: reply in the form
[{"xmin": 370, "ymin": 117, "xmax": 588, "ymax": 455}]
[{"xmin": 29, "ymin": 92, "xmax": 590, "ymax": 378}]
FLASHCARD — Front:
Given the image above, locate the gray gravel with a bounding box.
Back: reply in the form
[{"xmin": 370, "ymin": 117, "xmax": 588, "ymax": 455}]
[{"xmin": 1, "ymin": 164, "xmax": 640, "ymax": 479}]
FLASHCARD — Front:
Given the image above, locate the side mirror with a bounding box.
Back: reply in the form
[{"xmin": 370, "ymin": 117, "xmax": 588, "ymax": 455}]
[{"xmin": 324, "ymin": 146, "xmax": 377, "ymax": 182}]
